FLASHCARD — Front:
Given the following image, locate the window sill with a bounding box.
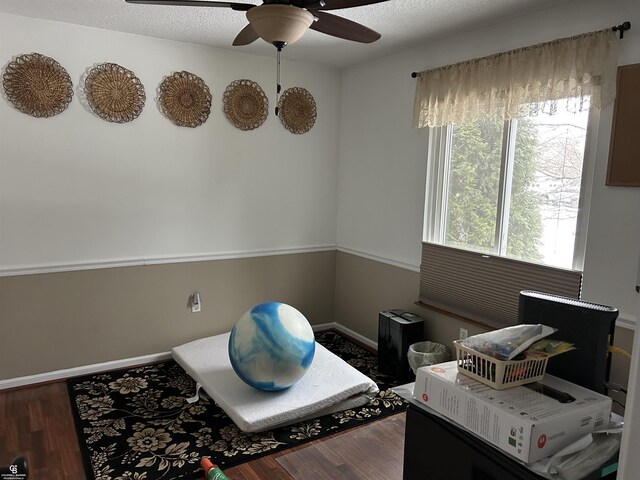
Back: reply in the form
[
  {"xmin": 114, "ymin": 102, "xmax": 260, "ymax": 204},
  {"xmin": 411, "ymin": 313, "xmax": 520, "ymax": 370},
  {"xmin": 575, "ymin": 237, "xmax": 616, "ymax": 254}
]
[{"xmin": 414, "ymin": 300, "xmax": 499, "ymax": 331}]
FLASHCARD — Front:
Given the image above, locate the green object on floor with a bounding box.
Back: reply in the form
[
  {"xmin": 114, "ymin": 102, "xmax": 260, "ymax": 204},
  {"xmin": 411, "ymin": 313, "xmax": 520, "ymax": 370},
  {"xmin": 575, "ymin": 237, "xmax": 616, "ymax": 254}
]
[{"xmin": 202, "ymin": 457, "xmax": 229, "ymax": 480}]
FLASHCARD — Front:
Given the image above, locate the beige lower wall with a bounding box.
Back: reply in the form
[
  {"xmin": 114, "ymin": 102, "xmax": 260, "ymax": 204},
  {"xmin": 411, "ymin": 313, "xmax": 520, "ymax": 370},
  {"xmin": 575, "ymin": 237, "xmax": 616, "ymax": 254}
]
[
  {"xmin": 334, "ymin": 251, "xmax": 419, "ymax": 340},
  {"xmin": 334, "ymin": 251, "xmax": 487, "ymax": 346},
  {"xmin": 0, "ymin": 251, "xmax": 336, "ymax": 380},
  {"xmin": 334, "ymin": 251, "xmax": 634, "ymax": 412},
  {"xmin": 3, "ymin": 247, "xmax": 634, "ymax": 407}
]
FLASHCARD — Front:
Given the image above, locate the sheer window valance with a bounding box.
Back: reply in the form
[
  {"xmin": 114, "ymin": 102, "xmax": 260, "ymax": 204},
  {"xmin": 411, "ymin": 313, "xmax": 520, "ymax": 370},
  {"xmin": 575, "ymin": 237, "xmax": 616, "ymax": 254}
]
[{"xmin": 413, "ymin": 29, "xmax": 619, "ymax": 128}]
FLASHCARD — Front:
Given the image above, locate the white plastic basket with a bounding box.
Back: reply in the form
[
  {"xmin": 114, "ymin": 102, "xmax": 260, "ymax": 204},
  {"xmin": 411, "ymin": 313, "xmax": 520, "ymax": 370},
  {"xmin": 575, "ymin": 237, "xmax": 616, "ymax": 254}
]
[{"xmin": 453, "ymin": 340, "xmax": 549, "ymax": 390}]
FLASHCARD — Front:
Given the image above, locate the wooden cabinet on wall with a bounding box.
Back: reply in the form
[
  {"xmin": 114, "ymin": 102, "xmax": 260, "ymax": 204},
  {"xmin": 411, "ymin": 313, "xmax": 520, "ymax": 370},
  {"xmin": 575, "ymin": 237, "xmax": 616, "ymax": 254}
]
[{"xmin": 606, "ymin": 63, "xmax": 640, "ymax": 186}]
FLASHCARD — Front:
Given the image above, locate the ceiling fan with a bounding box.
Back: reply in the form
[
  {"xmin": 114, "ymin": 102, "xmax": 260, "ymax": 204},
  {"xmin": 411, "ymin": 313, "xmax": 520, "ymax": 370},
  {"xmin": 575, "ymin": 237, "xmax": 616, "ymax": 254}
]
[
  {"xmin": 124, "ymin": 0, "xmax": 388, "ymax": 49},
  {"xmin": 126, "ymin": 0, "xmax": 387, "ymax": 116}
]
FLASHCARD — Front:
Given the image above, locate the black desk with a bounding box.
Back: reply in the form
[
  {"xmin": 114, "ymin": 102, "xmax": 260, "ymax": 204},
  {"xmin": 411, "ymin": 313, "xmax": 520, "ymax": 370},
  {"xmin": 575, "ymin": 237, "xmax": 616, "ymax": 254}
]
[{"xmin": 402, "ymin": 403, "xmax": 617, "ymax": 480}]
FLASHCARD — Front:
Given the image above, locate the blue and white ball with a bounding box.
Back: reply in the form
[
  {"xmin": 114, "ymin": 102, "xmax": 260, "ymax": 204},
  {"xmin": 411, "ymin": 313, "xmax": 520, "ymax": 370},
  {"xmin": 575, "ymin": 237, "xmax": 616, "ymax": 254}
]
[{"xmin": 228, "ymin": 302, "xmax": 315, "ymax": 391}]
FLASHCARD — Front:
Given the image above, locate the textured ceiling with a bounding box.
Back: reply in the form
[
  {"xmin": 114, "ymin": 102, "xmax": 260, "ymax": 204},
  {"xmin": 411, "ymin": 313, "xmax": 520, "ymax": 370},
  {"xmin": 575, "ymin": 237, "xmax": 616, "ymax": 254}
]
[{"xmin": 0, "ymin": 0, "xmax": 568, "ymax": 68}]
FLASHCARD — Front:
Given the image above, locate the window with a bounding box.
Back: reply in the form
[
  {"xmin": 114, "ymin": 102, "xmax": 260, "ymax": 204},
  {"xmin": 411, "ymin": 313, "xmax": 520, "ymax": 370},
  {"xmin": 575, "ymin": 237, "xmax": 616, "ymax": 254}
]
[
  {"xmin": 411, "ymin": 28, "xmax": 619, "ymax": 327},
  {"xmin": 425, "ymin": 101, "xmax": 594, "ymax": 271},
  {"xmin": 419, "ymin": 101, "xmax": 592, "ymax": 327}
]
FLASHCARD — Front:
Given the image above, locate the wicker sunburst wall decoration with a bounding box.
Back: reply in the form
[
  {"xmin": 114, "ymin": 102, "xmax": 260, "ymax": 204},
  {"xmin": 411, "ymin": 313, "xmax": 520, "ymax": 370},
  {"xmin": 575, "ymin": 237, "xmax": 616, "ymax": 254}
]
[
  {"xmin": 2, "ymin": 52, "xmax": 73, "ymax": 118},
  {"xmin": 158, "ymin": 71, "xmax": 212, "ymax": 128},
  {"xmin": 84, "ymin": 63, "xmax": 146, "ymax": 123},
  {"xmin": 223, "ymin": 79, "xmax": 268, "ymax": 131},
  {"xmin": 277, "ymin": 87, "xmax": 317, "ymax": 134}
]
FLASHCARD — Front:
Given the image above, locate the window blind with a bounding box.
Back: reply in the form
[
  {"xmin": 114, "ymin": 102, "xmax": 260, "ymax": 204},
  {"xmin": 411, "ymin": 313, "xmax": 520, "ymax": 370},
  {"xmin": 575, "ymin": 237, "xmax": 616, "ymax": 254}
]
[{"xmin": 419, "ymin": 242, "xmax": 583, "ymax": 328}]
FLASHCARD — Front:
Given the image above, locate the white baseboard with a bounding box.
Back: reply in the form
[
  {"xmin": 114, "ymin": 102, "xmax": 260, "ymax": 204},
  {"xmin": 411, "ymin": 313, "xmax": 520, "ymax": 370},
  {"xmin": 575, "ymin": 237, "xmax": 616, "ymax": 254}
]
[
  {"xmin": 0, "ymin": 352, "xmax": 172, "ymax": 390},
  {"xmin": 1, "ymin": 323, "xmax": 377, "ymax": 390},
  {"xmin": 313, "ymin": 322, "xmax": 378, "ymax": 350}
]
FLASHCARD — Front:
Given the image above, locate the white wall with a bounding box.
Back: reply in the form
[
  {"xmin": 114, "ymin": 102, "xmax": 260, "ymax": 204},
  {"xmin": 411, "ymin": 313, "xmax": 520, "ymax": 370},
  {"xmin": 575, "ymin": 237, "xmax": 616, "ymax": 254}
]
[
  {"xmin": 337, "ymin": 0, "xmax": 640, "ymax": 325},
  {"xmin": 0, "ymin": 13, "xmax": 340, "ymax": 273},
  {"xmin": 618, "ymin": 295, "xmax": 640, "ymax": 478}
]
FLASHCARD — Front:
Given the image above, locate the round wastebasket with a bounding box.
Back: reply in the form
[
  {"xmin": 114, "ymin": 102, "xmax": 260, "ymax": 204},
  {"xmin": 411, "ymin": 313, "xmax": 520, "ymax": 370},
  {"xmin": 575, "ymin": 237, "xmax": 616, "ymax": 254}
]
[{"xmin": 408, "ymin": 341, "xmax": 451, "ymax": 374}]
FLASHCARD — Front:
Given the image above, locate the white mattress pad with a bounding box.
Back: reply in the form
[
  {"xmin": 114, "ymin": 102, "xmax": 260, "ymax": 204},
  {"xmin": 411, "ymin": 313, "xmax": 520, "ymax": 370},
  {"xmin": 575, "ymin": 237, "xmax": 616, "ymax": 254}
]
[{"xmin": 172, "ymin": 332, "xmax": 379, "ymax": 432}]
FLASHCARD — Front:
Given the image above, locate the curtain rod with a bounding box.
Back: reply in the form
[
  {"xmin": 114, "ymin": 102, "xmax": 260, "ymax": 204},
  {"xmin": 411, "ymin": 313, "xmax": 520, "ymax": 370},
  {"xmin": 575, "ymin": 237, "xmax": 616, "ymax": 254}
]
[{"xmin": 411, "ymin": 21, "xmax": 631, "ymax": 78}]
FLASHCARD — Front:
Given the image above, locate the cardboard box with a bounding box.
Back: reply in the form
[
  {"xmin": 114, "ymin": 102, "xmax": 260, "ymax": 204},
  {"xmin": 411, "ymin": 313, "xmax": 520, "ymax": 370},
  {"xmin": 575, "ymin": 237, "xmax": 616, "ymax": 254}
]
[{"xmin": 414, "ymin": 361, "xmax": 611, "ymax": 463}]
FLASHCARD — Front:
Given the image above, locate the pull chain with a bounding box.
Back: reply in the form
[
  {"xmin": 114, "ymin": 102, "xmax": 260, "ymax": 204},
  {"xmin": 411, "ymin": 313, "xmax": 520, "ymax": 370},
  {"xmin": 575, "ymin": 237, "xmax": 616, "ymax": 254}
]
[{"xmin": 275, "ymin": 46, "xmax": 282, "ymax": 116}]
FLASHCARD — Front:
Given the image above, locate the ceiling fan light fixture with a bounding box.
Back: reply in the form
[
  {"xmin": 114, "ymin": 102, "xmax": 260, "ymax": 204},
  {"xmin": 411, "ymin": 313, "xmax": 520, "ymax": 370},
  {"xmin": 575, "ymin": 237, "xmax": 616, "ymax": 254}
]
[{"xmin": 246, "ymin": 4, "xmax": 314, "ymax": 47}]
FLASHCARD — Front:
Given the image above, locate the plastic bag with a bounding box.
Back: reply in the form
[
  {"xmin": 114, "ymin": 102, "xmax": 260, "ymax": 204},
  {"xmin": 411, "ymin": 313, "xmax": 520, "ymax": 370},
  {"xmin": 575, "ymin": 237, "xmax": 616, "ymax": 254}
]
[
  {"xmin": 544, "ymin": 431, "xmax": 621, "ymax": 480},
  {"xmin": 529, "ymin": 417, "xmax": 623, "ymax": 480},
  {"xmin": 407, "ymin": 341, "xmax": 451, "ymax": 374},
  {"xmin": 553, "ymin": 433, "xmax": 621, "ymax": 480},
  {"xmin": 460, "ymin": 324, "xmax": 556, "ymax": 360}
]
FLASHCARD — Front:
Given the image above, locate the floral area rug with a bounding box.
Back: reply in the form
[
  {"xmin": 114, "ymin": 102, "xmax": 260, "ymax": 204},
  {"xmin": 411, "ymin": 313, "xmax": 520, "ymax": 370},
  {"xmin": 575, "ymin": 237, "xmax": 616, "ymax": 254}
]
[{"xmin": 67, "ymin": 330, "xmax": 408, "ymax": 480}]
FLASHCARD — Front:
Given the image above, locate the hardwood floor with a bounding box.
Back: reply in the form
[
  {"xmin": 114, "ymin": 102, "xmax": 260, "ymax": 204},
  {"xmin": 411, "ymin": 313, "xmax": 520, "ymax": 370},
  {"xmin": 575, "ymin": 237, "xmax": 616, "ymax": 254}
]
[
  {"xmin": 275, "ymin": 413, "xmax": 405, "ymax": 480},
  {"xmin": 0, "ymin": 382, "xmax": 85, "ymax": 479},
  {"xmin": 0, "ymin": 381, "xmax": 406, "ymax": 479}
]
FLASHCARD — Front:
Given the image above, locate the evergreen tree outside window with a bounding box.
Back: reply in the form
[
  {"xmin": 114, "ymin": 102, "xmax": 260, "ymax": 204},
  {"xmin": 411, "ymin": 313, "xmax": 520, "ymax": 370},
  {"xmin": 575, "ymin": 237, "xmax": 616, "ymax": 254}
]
[
  {"xmin": 426, "ymin": 102, "xmax": 590, "ymax": 270},
  {"xmin": 414, "ymin": 29, "xmax": 618, "ymax": 325}
]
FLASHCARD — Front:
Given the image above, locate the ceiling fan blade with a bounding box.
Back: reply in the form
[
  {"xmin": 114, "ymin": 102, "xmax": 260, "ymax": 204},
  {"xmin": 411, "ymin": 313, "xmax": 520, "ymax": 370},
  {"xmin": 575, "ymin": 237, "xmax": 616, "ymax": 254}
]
[
  {"xmin": 309, "ymin": 11, "xmax": 380, "ymax": 43},
  {"xmin": 233, "ymin": 24, "xmax": 260, "ymax": 46},
  {"xmin": 311, "ymin": 0, "xmax": 390, "ymax": 11},
  {"xmin": 125, "ymin": 0, "xmax": 255, "ymax": 11}
]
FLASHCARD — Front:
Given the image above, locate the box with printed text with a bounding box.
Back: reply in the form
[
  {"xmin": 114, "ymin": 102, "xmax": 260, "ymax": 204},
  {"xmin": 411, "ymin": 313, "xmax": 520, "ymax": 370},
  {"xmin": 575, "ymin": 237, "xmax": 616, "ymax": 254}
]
[{"xmin": 413, "ymin": 361, "xmax": 611, "ymax": 463}]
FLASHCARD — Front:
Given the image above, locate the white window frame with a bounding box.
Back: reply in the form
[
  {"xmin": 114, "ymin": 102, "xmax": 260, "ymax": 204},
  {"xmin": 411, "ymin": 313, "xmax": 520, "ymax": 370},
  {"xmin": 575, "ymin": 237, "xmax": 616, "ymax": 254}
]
[{"xmin": 423, "ymin": 108, "xmax": 600, "ymax": 272}]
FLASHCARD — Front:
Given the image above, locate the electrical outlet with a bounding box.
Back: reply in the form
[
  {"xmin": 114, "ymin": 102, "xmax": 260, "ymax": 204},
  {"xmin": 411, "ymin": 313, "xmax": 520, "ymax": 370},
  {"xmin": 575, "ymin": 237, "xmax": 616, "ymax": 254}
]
[
  {"xmin": 459, "ymin": 327, "xmax": 469, "ymax": 340},
  {"xmin": 191, "ymin": 293, "xmax": 201, "ymax": 313}
]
